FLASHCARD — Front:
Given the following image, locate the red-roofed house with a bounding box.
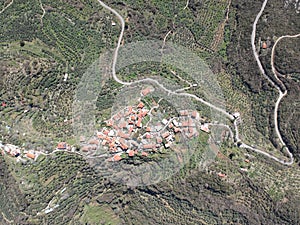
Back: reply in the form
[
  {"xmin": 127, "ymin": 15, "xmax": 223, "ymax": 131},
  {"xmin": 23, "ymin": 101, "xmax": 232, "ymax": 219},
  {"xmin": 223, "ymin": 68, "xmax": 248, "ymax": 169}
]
[
  {"xmin": 142, "ymin": 110, "xmax": 149, "ymax": 117},
  {"xmin": 141, "ymin": 87, "xmax": 152, "ymax": 96},
  {"xmin": 217, "ymin": 172, "xmax": 226, "ymax": 178},
  {"xmin": 156, "ymin": 136, "xmax": 163, "ymax": 143},
  {"xmin": 141, "ymin": 151, "xmax": 148, "ymax": 157},
  {"xmin": 119, "ymin": 121, "xmax": 127, "ymax": 129},
  {"xmin": 26, "ymin": 152, "xmax": 35, "ymax": 160},
  {"xmin": 113, "ymin": 154, "xmax": 122, "ymax": 161},
  {"xmin": 97, "ymin": 132, "xmax": 105, "ymax": 139},
  {"xmin": 143, "ymin": 144, "xmax": 156, "ymax": 149},
  {"xmin": 57, "ymin": 142, "xmax": 67, "ymax": 149},
  {"xmin": 106, "ymin": 120, "xmax": 114, "ymax": 126},
  {"xmin": 118, "ymin": 131, "xmax": 130, "ymax": 139},
  {"xmin": 191, "ymin": 111, "xmax": 199, "ymax": 119},
  {"xmin": 162, "ymin": 132, "xmax": 170, "ymax": 139},
  {"xmin": 174, "ymin": 127, "xmax": 181, "ymax": 133},
  {"xmin": 125, "ymin": 106, "xmax": 133, "ymax": 116},
  {"xmin": 127, "ymin": 150, "xmax": 135, "ymax": 157},
  {"xmin": 137, "ymin": 102, "xmax": 144, "ymax": 109},
  {"xmin": 200, "ymin": 124, "xmax": 210, "ymax": 133},
  {"xmin": 180, "ymin": 110, "xmax": 189, "ymax": 116},
  {"xmin": 262, "ymin": 41, "xmax": 267, "ymax": 49},
  {"xmin": 136, "ymin": 117, "xmax": 142, "ymax": 128}
]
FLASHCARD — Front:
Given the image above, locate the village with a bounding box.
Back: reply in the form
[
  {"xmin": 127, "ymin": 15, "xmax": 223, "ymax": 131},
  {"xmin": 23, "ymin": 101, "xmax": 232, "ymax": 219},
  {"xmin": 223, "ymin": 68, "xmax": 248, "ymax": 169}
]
[
  {"xmin": 80, "ymin": 87, "xmax": 212, "ymax": 162},
  {"xmin": 0, "ymin": 87, "xmax": 212, "ymax": 164}
]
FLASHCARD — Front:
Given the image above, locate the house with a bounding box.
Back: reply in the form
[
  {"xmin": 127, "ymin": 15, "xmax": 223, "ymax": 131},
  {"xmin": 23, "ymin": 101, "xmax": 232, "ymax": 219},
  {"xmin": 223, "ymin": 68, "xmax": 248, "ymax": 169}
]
[
  {"xmin": 81, "ymin": 145, "xmax": 91, "ymax": 152},
  {"xmin": 146, "ymin": 127, "xmax": 151, "ymax": 132},
  {"xmin": 26, "ymin": 153, "xmax": 36, "ymax": 160},
  {"xmin": 179, "ymin": 110, "xmax": 189, "ymax": 116},
  {"xmin": 200, "ymin": 124, "xmax": 210, "ymax": 133},
  {"xmin": 162, "ymin": 119, "xmax": 168, "ymax": 125},
  {"xmin": 89, "ymin": 139, "xmax": 99, "ymax": 145},
  {"xmin": 217, "ymin": 172, "xmax": 226, "ymax": 178},
  {"xmin": 118, "ymin": 131, "xmax": 130, "ymax": 139},
  {"xmin": 97, "ymin": 132, "xmax": 105, "ymax": 139},
  {"xmin": 141, "ymin": 87, "xmax": 152, "ymax": 96},
  {"xmin": 137, "ymin": 102, "xmax": 144, "ymax": 109},
  {"xmin": 112, "ymin": 154, "xmax": 122, "ymax": 161},
  {"xmin": 125, "ymin": 106, "xmax": 133, "ymax": 116},
  {"xmin": 174, "ymin": 127, "xmax": 181, "ymax": 133},
  {"xmin": 262, "ymin": 41, "xmax": 267, "ymax": 49},
  {"xmin": 156, "ymin": 136, "xmax": 163, "ymax": 144},
  {"xmin": 106, "ymin": 120, "xmax": 114, "ymax": 126},
  {"xmin": 181, "ymin": 121, "xmax": 189, "ymax": 127},
  {"xmin": 127, "ymin": 150, "xmax": 135, "ymax": 157},
  {"xmin": 128, "ymin": 126, "xmax": 134, "ymax": 134},
  {"xmin": 191, "ymin": 111, "xmax": 199, "ymax": 119},
  {"xmin": 172, "ymin": 120, "xmax": 179, "ymax": 127},
  {"xmin": 119, "ymin": 121, "xmax": 127, "ymax": 129},
  {"xmin": 164, "ymin": 142, "xmax": 171, "ymax": 148},
  {"xmin": 57, "ymin": 142, "xmax": 67, "ymax": 149},
  {"xmin": 146, "ymin": 133, "xmax": 152, "ymax": 139},
  {"xmin": 143, "ymin": 144, "xmax": 156, "ymax": 149},
  {"xmin": 141, "ymin": 109, "xmax": 149, "ymax": 117},
  {"xmin": 136, "ymin": 117, "xmax": 142, "ymax": 128},
  {"xmin": 141, "ymin": 151, "xmax": 148, "ymax": 157},
  {"xmin": 162, "ymin": 132, "xmax": 170, "ymax": 139}
]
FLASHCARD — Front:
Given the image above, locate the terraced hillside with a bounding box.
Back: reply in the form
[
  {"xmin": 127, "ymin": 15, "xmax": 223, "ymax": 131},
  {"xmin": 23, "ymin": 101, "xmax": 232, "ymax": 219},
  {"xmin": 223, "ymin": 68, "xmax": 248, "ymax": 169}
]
[{"xmin": 0, "ymin": 0, "xmax": 299, "ymax": 224}]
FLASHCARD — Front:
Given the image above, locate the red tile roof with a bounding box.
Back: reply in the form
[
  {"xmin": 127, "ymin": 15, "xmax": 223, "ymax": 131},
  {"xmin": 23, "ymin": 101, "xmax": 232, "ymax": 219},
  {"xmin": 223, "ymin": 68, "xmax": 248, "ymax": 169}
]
[
  {"xmin": 143, "ymin": 144, "xmax": 156, "ymax": 149},
  {"xmin": 141, "ymin": 151, "xmax": 148, "ymax": 157},
  {"xmin": 141, "ymin": 88, "xmax": 152, "ymax": 96},
  {"xmin": 113, "ymin": 154, "xmax": 122, "ymax": 161},
  {"xmin": 118, "ymin": 131, "xmax": 130, "ymax": 139},
  {"xmin": 217, "ymin": 172, "xmax": 226, "ymax": 178},
  {"xmin": 191, "ymin": 111, "xmax": 198, "ymax": 119},
  {"xmin": 136, "ymin": 117, "xmax": 142, "ymax": 128},
  {"xmin": 106, "ymin": 120, "xmax": 113, "ymax": 126},
  {"xmin": 128, "ymin": 150, "xmax": 135, "ymax": 157},
  {"xmin": 57, "ymin": 142, "xmax": 67, "ymax": 149},
  {"xmin": 174, "ymin": 127, "xmax": 181, "ymax": 133},
  {"xmin": 162, "ymin": 132, "xmax": 170, "ymax": 139},
  {"xmin": 137, "ymin": 102, "xmax": 144, "ymax": 109},
  {"xmin": 26, "ymin": 153, "xmax": 35, "ymax": 159}
]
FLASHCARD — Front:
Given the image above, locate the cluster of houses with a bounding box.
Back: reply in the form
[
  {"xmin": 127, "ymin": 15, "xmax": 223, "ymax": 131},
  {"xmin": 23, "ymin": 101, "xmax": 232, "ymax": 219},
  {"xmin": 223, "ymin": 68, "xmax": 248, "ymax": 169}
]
[
  {"xmin": 0, "ymin": 142, "xmax": 37, "ymax": 160},
  {"xmin": 88, "ymin": 87, "xmax": 211, "ymax": 162},
  {"xmin": 1, "ymin": 87, "xmax": 212, "ymax": 164},
  {"xmin": 0, "ymin": 141, "xmax": 74, "ymax": 162}
]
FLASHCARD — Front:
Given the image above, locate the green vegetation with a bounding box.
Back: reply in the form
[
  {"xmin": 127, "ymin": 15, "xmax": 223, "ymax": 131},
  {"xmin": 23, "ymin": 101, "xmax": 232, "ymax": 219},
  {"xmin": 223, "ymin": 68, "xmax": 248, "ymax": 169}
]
[
  {"xmin": 1, "ymin": 0, "xmax": 300, "ymax": 224},
  {"xmin": 80, "ymin": 204, "xmax": 121, "ymax": 225}
]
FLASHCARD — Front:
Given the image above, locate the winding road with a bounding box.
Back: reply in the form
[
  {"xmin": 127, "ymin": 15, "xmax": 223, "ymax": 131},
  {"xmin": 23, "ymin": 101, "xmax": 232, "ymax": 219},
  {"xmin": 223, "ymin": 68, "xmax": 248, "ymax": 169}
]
[
  {"xmin": 97, "ymin": 0, "xmax": 296, "ymax": 165},
  {"xmin": 0, "ymin": 0, "xmax": 13, "ymax": 14}
]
